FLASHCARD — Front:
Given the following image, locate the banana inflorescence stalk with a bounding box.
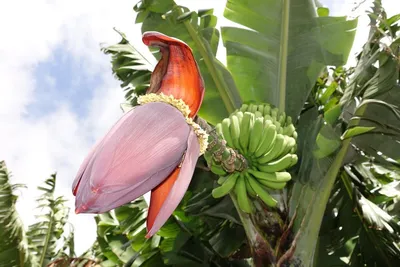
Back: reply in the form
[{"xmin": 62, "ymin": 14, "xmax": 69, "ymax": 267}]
[{"xmin": 204, "ymin": 103, "xmax": 298, "ymax": 213}]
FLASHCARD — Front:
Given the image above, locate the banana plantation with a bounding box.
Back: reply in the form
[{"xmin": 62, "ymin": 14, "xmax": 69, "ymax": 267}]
[{"xmin": 1, "ymin": 0, "xmax": 400, "ymax": 266}]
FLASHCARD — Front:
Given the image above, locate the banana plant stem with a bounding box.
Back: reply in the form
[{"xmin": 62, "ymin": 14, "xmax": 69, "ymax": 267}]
[{"xmin": 229, "ymin": 193, "xmax": 277, "ymax": 267}]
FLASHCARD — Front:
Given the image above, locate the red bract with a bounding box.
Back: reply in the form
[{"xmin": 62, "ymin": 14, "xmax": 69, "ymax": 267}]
[
  {"xmin": 142, "ymin": 31, "xmax": 204, "ymax": 118},
  {"xmin": 72, "ymin": 32, "xmax": 205, "ymax": 237}
]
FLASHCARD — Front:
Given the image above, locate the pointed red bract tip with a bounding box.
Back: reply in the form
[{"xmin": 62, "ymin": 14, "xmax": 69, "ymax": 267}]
[
  {"xmin": 142, "ymin": 31, "xmax": 205, "ymax": 118},
  {"xmin": 145, "ymin": 130, "xmax": 200, "ymax": 238},
  {"xmin": 146, "ymin": 167, "xmax": 180, "ymax": 237},
  {"xmin": 142, "ymin": 31, "xmax": 185, "ymax": 47}
]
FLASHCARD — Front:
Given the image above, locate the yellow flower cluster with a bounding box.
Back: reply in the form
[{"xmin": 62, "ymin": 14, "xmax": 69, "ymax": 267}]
[{"xmin": 138, "ymin": 93, "xmax": 208, "ymax": 155}]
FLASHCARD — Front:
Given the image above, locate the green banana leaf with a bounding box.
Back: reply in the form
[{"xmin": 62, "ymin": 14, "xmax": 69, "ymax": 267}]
[
  {"xmin": 289, "ymin": 2, "xmax": 400, "ymax": 265},
  {"xmin": 222, "ymin": 0, "xmax": 357, "ymax": 119},
  {"xmin": 0, "ymin": 161, "xmax": 33, "ymax": 267}
]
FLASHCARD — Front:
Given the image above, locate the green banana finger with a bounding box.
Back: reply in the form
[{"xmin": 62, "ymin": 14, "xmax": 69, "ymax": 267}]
[
  {"xmin": 270, "ymin": 107, "xmax": 279, "ymax": 119},
  {"xmin": 273, "ymin": 121, "xmax": 281, "ymax": 132},
  {"xmin": 240, "ymin": 104, "xmax": 249, "ymax": 112},
  {"xmin": 264, "ymin": 114, "xmax": 273, "ymax": 122},
  {"xmin": 239, "ymin": 112, "xmax": 254, "ymax": 153},
  {"xmin": 285, "ymin": 116, "xmax": 292, "ymax": 126},
  {"xmin": 254, "ymin": 122, "xmax": 277, "ymax": 158},
  {"xmin": 254, "ymin": 111, "xmax": 263, "ymax": 118},
  {"xmin": 248, "ymin": 117, "xmax": 264, "ymax": 156},
  {"xmin": 235, "ymin": 174, "xmax": 253, "ymax": 213},
  {"xmin": 258, "ymin": 154, "xmax": 298, "ymax": 173},
  {"xmin": 249, "ymin": 104, "xmax": 258, "ymax": 113},
  {"xmin": 247, "ymin": 168, "xmax": 292, "ymax": 182},
  {"xmin": 280, "ymin": 137, "xmax": 296, "ymax": 157},
  {"xmin": 247, "ymin": 175, "xmax": 278, "ymax": 207},
  {"xmin": 257, "ymin": 134, "xmax": 285, "ymax": 164},
  {"xmin": 217, "ymin": 176, "xmax": 229, "ymax": 185},
  {"xmin": 257, "ymin": 104, "xmax": 264, "ymax": 115},
  {"xmin": 244, "ymin": 172, "xmax": 257, "ymax": 198},
  {"xmin": 216, "ymin": 123, "xmax": 223, "ymax": 137},
  {"xmin": 291, "ymin": 144, "xmax": 298, "ymax": 154},
  {"xmin": 203, "ymin": 151, "xmax": 212, "ymax": 165},
  {"xmin": 230, "ymin": 115, "xmax": 241, "ymax": 149},
  {"xmin": 257, "ymin": 179, "xmax": 287, "ymax": 190},
  {"xmin": 274, "ymin": 135, "xmax": 291, "ymax": 159},
  {"xmin": 212, "ymin": 173, "xmax": 239, "ymax": 198},
  {"xmin": 263, "ymin": 105, "xmax": 271, "ymax": 116},
  {"xmin": 283, "ymin": 124, "xmax": 296, "ymax": 137},
  {"xmin": 221, "ymin": 118, "xmax": 234, "ymax": 147},
  {"xmin": 236, "ymin": 111, "xmax": 244, "ymax": 124},
  {"xmin": 278, "ymin": 112, "xmax": 286, "ymax": 125},
  {"xmin": 211, "ymin": 164, "xmax": 227, "ymax": 176}
]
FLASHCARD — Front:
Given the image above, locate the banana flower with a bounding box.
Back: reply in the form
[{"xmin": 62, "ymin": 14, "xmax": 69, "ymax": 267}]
[{"xmin": 72, "ymin": 32, "xmax": 208, "ymax": 237}]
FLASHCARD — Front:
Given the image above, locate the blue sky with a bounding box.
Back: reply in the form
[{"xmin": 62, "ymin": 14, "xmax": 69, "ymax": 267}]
[
  {"xmin": 0, "ymin": 0, "xmax": 397, "ymax": 255},
  {"xmin": 30, "ymin": 48, "xmax": 96, "ymax": 118}
]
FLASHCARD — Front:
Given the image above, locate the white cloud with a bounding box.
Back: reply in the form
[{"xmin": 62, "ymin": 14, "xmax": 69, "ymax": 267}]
[{"xmin": 0, "ymin": 0, "xmax": 139, "ymax": 254}]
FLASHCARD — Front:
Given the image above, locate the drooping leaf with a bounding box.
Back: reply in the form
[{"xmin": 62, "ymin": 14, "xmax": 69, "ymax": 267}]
[
  {"xmin": 102, "ymin": 29, "xmax": 154, "ymax": 108},
  {"xmin": 0, "ymin": 161, "xmax": 34, "ymax": 267},
  {"xmin": 26, "ymin": 174, "xmax": 71, "ymax": 267},
  {"xmin": 222, "ymin": 0, "xmax": 357, "ymax": 119}
]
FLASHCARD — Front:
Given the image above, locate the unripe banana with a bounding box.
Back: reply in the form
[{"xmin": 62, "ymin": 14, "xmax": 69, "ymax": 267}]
[
  {"xmin": 270, "ymin": 107, "xmax": 279, "ymax": 119},
  {"xmin": 274, "ymin": 135, "xmax": 291, "ymax": 159},
  {"xmin": 221, "ymin": 118, "xmax": 234, "ymax": 147},
  {"xmin": 212, "ymin": 173, "xmax": 239, "ymax": 198},
  {"xmin": 211, "ymin": 164, "xmax": 227, "ymax": 176},
  {"xmin": 258, "ymin": 179, "xmax": 286, "ymax": 190},
  {"xmin": 257, "ymin": 104, "xmax": 264, "ymax": 115},
  {"xmin": 216, "ymin": 123, "xmax": 223, "ymax": 137},
  {"xmin": 235, "ymin": 111, "xmax": 244, "ymax": 124},
  {"xmin": 278, "ymin": 112, "xmax": 286, "ymax": 125},
  {"xmin": 257, "ymin": 134, "xmax": 285, "ymax": 164},
  {"xmin": 239, "ymin": 112, "xmax": 254, "ymax": 153},
  {"xmin": 283, "ymin": 124, "xmax": 296, "ymax": 137},
  {"xmin": 263, "ymin": 105, "xmax": 271, "ymax": 116},
  {"xmin": 285, "ymin": 116, "xmax": 292, "ymax": 126},
  {"xmin": 249, "ymin": 104, "xmax": 258, "ymax": 113},
  {"xmin": 204, "ymin": 151, "xmax": 212, "ymax": 165},
  {"xmin": 273, "ymin": 121, "xmax": 281, "ymax": 132},
  {"xmin": 248, "ymin": 117, "xmax": 264, "ymax": 156},
  {"xmin": 230, "ymin": 115, "xmax": 241, "ymax": 149},
  {"xmin": 235, "ymin": 174, "xmax": 253, "ymax": 213},
  {"xmin": 217, "ymin": 176, "xmax": 228, "ymax": 185},
  {"xmin": 247, "ymin": 175, "xmax": 277, "ymax": 207},
  {"xmin": 240, "ymin": 104, "xmax": 248, "ymax": 112},
  {"xmin": 244, "ymin": 172, "xmax": 257, "ymax": 198},
  {"xmin": 246, "ymin": 103, "xmax": 254, "ymax": 113},
  {"xmin": 291, "ymin": 144, "xmax": 298, "ymax": 154},
  {"xmin": 254, "ymin": 122, "xmax": 277, "ymax": 158},
  {"xmin": 264, "ymin": 114, "xmax": 273, "ymax": 122},
  {"xmin": 279, "ymin": 136, "xmax": 296, "ymax": 157},
  {"xmin": 208, "ymin": 103, "xmax": 298, "ymax": 201},
  {"xmin": 254, "ymin": 111, "xmax": 263, "ymax": 118},
  {"xmin": 258, "ymin": 154, "xmax": 298, "ymax": 173},
  {"xmin": 247, "ymin": 169, "xmax": 292, "ymax": 182}
]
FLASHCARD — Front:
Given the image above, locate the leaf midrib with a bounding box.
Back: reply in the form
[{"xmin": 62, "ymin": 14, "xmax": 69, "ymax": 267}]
[{"xmin": 277, "ymin": 0, "xmax": 290, "ymax": 111}]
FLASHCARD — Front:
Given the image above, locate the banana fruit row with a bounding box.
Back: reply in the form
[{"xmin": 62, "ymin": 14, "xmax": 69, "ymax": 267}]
[{"xmin": 209, "ymin": 103, "xmax": 298, "ymax": 212}]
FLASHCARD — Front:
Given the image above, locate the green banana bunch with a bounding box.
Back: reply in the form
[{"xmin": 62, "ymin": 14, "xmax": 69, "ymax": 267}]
[
  {"xmin": 216, "ymin": 103, "xmax": 297, "ymax": 167},
  {"xmin": 212, "ymin": 169, "xmax": 284, "ymax": 209},
  {"xmin": 209, "ymin": 103, "xmax": 298, "ymax": 212}
]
